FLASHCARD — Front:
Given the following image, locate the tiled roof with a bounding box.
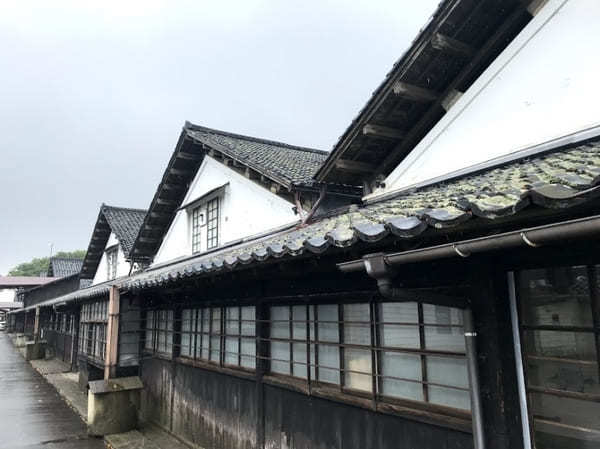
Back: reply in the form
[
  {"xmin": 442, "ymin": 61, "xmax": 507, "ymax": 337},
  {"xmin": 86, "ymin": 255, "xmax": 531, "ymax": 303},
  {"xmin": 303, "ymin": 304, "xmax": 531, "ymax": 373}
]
[
  {"xmin": 186, "ymin": 124, "xmax": 328, "ymax": 187},
  {"xmin": 47, "ymin": 257, "xmax": 83, "ymax": 278},
  {"xmin": 0, "ymin": 277, "xmax": 57, "ymax": 288},
  {"xmin": 130, "ymin": 122, "xmax": 332, "ymax": 263},
  {"xmin": 124, "ymin": 140, "xmax": 600, "ymax": 290},
  {"xmin": 15, "ymin": 280, "xmax": 115, "ymax": 312},
  {"xmin": 102, "ymin": 206, "xmax": 147, "ymax": 258},
  {"xmin": 80, "ymin": 204, "xmax": 147, "ymax": 279}
]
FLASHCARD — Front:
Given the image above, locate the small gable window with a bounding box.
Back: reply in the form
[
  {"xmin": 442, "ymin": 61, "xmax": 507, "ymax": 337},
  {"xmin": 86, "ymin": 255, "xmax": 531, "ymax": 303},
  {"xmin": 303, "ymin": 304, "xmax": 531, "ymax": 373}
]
[
  {"xmin": 191, "ymin": 196, "xmax": 220, "ymax": 254},
  {"xmin": 191, "ymin": 206, "xmax": 203, "ymax": 253},
  {"xmin": 206, "ymin": 197, "xmax": 219, "ymax": 250},
  {"xmin": 106, "ymin": 247, "xmax": 118, "ymax": 280}
]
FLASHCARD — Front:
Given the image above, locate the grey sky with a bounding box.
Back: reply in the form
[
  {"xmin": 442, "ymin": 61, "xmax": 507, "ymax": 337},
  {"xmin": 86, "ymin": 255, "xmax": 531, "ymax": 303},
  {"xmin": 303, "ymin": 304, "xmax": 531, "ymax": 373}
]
[{"xmin": 0, "ymin": 0, "xmax": 439, "ymax": 275}]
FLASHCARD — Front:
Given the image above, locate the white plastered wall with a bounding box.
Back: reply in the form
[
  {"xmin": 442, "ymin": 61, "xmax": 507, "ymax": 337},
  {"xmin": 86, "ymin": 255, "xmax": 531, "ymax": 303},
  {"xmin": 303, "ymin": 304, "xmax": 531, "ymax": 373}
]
[
  {"xmin": 91, "ymin": 232, "xmax": 131, "ymax": 285},
  {"xmin": 153, "ymin": 156, "xmax": 299, "ymax": 265},
  {"xmin": 381, "ymin": 0, "xmax": 600, "ymax": 194},
  {"xmin": 0, "ymin": 289, "xmax": 16, "ymax": 302}
]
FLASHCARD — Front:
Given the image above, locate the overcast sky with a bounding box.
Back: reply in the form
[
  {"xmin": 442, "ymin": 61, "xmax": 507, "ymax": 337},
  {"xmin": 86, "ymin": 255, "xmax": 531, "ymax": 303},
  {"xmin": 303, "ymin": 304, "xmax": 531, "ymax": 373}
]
[{"xmin": 0, "ymin": 0, "xmax": 439, "ymax": 275}]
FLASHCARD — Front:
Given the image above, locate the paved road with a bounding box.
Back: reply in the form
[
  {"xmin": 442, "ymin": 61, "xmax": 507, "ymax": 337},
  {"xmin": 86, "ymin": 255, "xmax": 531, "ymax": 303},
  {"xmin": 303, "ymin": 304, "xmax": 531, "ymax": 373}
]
[{"xmin": 0, "ymin": 334, "xmax": 104, "ymax": 449}]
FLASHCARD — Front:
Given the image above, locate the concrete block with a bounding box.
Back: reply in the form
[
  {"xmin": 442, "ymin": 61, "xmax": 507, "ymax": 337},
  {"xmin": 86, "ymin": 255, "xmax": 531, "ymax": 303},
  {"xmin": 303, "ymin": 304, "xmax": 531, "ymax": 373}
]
[
  {"xmin": 24, "ymin": 341, "xmax": 46, "ymax": 360},
  {"xmin": 13, "ymin": 334, "xmax": 29, "ymax": 348},
  {"xmin": 87, "ymin": 376, "xmax": 143, "ymax": 436}
]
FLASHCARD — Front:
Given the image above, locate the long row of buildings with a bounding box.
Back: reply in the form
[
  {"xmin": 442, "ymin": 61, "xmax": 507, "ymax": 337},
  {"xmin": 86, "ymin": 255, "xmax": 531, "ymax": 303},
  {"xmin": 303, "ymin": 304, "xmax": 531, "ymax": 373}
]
[{"xmin": 7, "ymin": 1, "xmax": 600, "ymax": 448}]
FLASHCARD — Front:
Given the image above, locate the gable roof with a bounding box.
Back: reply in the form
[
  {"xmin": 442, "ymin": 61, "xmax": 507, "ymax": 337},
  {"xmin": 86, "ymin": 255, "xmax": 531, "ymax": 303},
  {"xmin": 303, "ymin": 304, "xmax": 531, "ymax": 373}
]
[
  {"xmin": 130, "ymin": 122, "xmax": 329, "ymax": 264},
  {"xmin": 187, "ymin": 123, "xmax": 328, "ymax": 188},
  {"xmin": 315, "ymin": 0, "xmax": 535, "ymax": 187},
  {"xmin": 80, "ymin": 204, "xmax": 147, "ymax": 279},
  {"xmin": 47, "ymin": 257, "xmax": 83, "ymax": 278},
  {"xmin": 125, "ymin": 137, "xmax": 600, "ymax": 290}
]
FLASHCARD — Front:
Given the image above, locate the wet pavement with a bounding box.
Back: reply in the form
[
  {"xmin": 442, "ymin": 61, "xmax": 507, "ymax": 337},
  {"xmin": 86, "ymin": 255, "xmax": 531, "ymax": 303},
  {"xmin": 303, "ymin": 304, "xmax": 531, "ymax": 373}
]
[{"xmin": 0, "ymin": 334, "xmax": 104, "ymax": 449}]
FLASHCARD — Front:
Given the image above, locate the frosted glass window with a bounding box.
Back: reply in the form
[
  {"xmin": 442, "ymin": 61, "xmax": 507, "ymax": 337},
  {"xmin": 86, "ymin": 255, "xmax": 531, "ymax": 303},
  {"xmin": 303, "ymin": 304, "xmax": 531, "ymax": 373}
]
[
  {"xmin": 317, "ymin": 305, "xmax": 340, "ymax": 385},
  {"xmin": 240, "ymin": 307, "xmax": 256, "ymax": 369},
  {"xmin": 381, "ymin": 352, "xmax": 423, "ymax": 401},
  {"xmin": 423, "ymin": 304, "xmax": 465, "ymax": 352},
  {"xmin": 271, "ymin": 341, "xmax": 290, "ymax": 375},
  {"xmin": 379, "ymin": 302, "xmax": 469, "ymax": 410},
  {"xmin": 224, "ymin": 307, "xmax": 240, "ymax": 365},
  {"xmin": 180, "ymin": 309, "xmax": 194, "ymax": 358},
  {"xmin": 519, "ymin": 265, "xmax": 600, "ymax": 448},
  {"xmin": 145, "ymin": 311, "xmax": 154, "ymax": 351},
  {"xmin": 379, "ymin": 302, "xmax": 420, "ymax": 349},
  {"xmin": 200, "ymin": 309, "xmax": 210, "ymax": 360},
  {"xmin": 427, "ymin": 357, "xmax": 470, "ymax": 410},
  {"xmin": 270, "ymin": 306, "xmax": 290, "ymax": 374},
  {"xmin": 210, "ymin": 308, "xmax": 221, "ymax": 362},
  {"xmin": 343, "ymin": 304, "xmax": 371, "ymax": 391},
  {"xmin": 271, "ymin": 307, "xmax": 290, "ymax": 339},
  {"xmin": 292, "ymin": 306, "xmax": 308, "ymax": 378}
]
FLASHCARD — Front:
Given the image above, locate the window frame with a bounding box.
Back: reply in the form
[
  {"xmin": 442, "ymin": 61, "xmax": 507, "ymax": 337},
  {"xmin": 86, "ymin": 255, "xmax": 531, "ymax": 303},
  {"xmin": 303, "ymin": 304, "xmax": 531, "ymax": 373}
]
[
  {"xmin": 79, "ymin": 299, "xmax": 109, "ymax": 365},
  {"xmin": 516, "ymin": 264, "xmax": 600, "ymax": 447},
  {"xmin": 206, "ymin": 197, "xmax": 219, "ymax": 250},
  {"xmin": 105, "ymin": 245, "xmax": 118, "ymax": 280},
  {"xmin": 143, "ymin": 309, "xmax": 174, "ymax": 357},
  {"xmin": 191, "ymin": 206, "xmax": 203, "ymax": 254},
  {"xmin": 147, "ymin": 305, "xmax": 257, "ymax": 372},
  {"xmin": 265, "ymin": 300, "xmax": 471, "ymax": 414}
]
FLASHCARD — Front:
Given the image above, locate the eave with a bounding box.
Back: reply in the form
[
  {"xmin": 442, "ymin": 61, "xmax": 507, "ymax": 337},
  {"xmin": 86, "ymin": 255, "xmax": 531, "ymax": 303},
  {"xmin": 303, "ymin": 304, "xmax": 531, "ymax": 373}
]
[{"xmin": 315, "ymin": 0, "xmax": 536, "ymax": 189}]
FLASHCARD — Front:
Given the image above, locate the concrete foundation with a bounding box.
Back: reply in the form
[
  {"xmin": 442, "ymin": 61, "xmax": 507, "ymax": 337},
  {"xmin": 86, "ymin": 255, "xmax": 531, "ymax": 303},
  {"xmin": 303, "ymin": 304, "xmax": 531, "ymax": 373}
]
[
  {"xmin": 24, "ymin": 341, "xmax": 47, "ymax": 361},
  {"xmin": 13, "ymin": 334, "xmax": 29, "ymax": 348},
  {"xmin": 87, "ymin": 376, "xmax": 143, "ymax": 436}
]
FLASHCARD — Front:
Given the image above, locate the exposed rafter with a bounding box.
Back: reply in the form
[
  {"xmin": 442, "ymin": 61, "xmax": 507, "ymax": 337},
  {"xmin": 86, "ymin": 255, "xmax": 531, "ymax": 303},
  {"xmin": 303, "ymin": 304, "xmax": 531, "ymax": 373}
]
[
  {"xmin": 363, "ymin": 124, "xmax": 405, "ymax": 141},
  {"xmin": 177, "ymin": 151, "xmax": 203, "ymax": 161},
  {"xmin": 335, "ymin": 159, "xmax": 377, "ymax": 173},
  {"xmin": 376, "ymin": 4, "xmax": 531, "ymax": 176},
  {"xmin": 392, "ymin": 81, "xmax": 438, "ymax": 102},
  {"xmin": 430, "ymin": 32, "xmax": 475, "ymax": 58}
]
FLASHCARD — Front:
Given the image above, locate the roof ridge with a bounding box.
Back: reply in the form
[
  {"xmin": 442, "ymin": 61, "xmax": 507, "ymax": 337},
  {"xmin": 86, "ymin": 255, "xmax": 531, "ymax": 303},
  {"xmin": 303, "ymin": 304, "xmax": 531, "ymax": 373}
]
[
  {"xmin": 102, "ymin": 204, "xmax": 148, "ymax": 214},
  {"xmin": 184, "ymin": 121, "xmax": 329, "ymax": 156}
]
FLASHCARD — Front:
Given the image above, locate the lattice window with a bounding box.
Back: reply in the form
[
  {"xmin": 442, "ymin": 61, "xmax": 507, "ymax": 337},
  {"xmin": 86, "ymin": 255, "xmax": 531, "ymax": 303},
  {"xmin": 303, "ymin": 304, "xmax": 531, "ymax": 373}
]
[
  {"xmin": 106, "ymin": 247, "xmax": 118, "ymax": 280},
  {"xmin": 206, "ymin": 198, "xmax": 219, "ymax": 250},
  {"xmin": 267, "ymin": 302, "xmax": 470, "ymax": 411},
  {"xmin": 191, "ymin": 206, "xmax": 203, "ymax": 254},
  {"xmin": 144, "ymin": 309, "xmax": 174, "ymax": 356},
  {"xmin": 167, "ymin": 306, "xmax": 256, "ymax": 370},
  {"xmin": 518, "ymin": 265, "xmax": 600, "ymax": 448},
  {"xmin": 79, "ymin": 300, "xmax": 109, "ymax": 362}
]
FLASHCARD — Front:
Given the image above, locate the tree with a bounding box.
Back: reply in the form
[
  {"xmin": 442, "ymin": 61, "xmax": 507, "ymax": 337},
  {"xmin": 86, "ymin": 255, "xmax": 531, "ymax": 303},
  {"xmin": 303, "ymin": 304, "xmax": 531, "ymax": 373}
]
[{"xmin": 8, "ymin": 250, "xmax": 86, "ymax": 277}]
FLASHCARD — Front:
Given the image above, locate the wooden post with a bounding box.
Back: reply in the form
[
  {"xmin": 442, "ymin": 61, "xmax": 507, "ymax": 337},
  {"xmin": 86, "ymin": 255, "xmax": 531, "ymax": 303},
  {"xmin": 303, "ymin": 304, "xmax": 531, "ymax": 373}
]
[
  {"xmin": 71, "ymin": 310, "xmax": 80, "ymax": 372},
  {"xmin": 34, "ymin": 307, "xmax": 41, "ymax": 342},
  {"xmin": 470, "ymin": 261, "xmax": 525, "ymax": 449},
  {"xmin": 104, "ymin": 286, "xmax": 120, "ymax": 380},
  {"xmin": 255, "ymin": 301, "xmax": 269, "ymax": 449}
]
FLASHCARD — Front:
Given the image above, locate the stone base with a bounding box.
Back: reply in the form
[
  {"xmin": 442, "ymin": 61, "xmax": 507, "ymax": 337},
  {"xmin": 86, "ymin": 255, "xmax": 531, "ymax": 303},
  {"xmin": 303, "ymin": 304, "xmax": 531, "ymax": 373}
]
[
  {"xmin": 13, "ymin": 334, "xmax": 29, "ymax": 348},
  {"xmin": 87, "ymin": 376, "xmax": 143, "ymax": 436},
  {"xmin": 24, "ymin": 341, "xmax": 47, "ymax": 361}
]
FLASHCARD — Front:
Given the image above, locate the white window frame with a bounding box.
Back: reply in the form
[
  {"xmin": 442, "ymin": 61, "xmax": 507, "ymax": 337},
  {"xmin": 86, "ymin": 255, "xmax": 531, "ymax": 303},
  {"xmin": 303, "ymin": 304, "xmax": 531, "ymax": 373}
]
[{"xmin": 106, "ymin": 246, "xmax": 118, "ymax": 280}]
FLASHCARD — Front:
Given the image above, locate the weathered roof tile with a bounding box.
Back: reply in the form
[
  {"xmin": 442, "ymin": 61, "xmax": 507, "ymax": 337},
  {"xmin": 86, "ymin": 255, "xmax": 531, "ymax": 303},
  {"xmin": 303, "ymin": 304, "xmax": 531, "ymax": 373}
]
[{"xmin": 115, "ymin": 140, "xmax": 600, "ymax": 290}]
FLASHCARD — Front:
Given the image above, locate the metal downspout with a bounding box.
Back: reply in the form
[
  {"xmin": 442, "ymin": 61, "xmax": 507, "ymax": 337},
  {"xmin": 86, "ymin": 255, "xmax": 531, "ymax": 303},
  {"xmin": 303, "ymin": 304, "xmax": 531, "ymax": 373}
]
[
  {"xmin": 463, "ymin": 308, "xmax": 485, "ymax": 449},
  {"xmin": 507, "ymin": 272, "xmax": 533, "ymax": 449}
]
